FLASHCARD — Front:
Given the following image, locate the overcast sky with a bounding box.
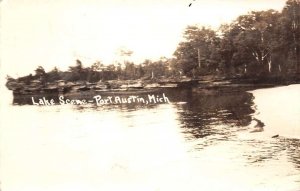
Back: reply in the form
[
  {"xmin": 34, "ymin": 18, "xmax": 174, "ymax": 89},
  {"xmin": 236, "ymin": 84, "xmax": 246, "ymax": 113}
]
[{"xmin": 0, "ymin": 0, "xmax": 287, "ymax": 77}]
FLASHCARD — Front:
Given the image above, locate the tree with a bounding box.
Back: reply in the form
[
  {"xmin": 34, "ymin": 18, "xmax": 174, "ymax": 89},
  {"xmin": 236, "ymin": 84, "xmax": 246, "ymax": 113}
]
[
  {"xmin": 47, "ymin": 66, "xmax": 60, "ymax": 82},
  {"xmin": 173, "ymin": 26, "xmax": 221, "ymax": 77},
  {"xmin": 124, "ymin": 62, "xmax": 136, "ymax": 79},
  {"xmin": 91, "ymin": 61, "xmax": 104, "ymax": 71},
  {"xmin": 67, "ymin": 59, "xmax": 86, "ymax": 81},
  {"xmin": 69, "ymin": 59, "xmax": 84, "ymax": 73},
  {"xmin": 280, "ymin": 0, "xmax": 300, "ymax": 73},
  {"xmin": 217, "ymin": 25, "xmax": 236, "ymax": 75},
  {"xmin": 233, "ymin": 11, "xmax": 281, "ymax": 75},
  {"xmin": 35, "ymin": 66, "xmax": 46, "ymax": 77},
  {"xmin": 217, "ymin": 10, "xmax": 282, "ymax": 77}
]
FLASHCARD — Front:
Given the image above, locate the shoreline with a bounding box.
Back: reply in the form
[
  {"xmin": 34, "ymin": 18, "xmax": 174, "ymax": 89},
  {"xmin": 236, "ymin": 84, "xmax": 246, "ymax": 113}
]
[{"xmin": 9, "ymin": 81, "xmax": 300, "ymax": 106}]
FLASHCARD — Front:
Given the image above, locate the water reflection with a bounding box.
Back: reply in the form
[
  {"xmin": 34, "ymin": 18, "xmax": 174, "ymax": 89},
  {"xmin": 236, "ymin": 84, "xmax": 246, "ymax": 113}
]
[
  {"xmin": 281, "ymin": 138, "xmax": 300, "ymax": 170},
  {"xmin": 5, "ymin": 86, "xmax": 300, "ymax": 190},
  {"xmin": 176, "ymin": 88, "xmax": 255, "ymax": 139}
]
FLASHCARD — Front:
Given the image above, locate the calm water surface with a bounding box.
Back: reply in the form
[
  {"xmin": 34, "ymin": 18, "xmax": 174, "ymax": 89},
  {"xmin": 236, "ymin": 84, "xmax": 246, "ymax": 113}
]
[{"xmin": 1, "ymin": 85, "xmax": 300, "ymax": 191}]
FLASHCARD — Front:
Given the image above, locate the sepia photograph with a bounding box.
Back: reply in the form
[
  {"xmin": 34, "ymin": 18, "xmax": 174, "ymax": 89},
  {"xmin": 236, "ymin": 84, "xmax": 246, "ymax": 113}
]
[{"xmin": 0, "ymin": 0, "xmax": 299, "ymax": 190}]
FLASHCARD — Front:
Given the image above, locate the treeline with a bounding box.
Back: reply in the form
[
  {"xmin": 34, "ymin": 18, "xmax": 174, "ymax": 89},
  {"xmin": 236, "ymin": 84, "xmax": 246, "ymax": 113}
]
[
  {"xmin": 174, "ymin": 0, "xmax": 300, "ymax": 78},
  {"xmin": 10, "ymin": 59, "xmax": 176, "ymax": 84},
  {"xmin": 7, "ymin": 0, "xmax": 300, "ymax": 84}
]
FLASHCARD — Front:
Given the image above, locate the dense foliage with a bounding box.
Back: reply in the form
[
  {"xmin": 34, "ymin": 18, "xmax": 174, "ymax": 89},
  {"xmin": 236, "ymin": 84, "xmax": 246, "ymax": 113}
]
[
  {"xmin": 6, "ymin": 0, "xmax": 300, "ymax": 84},
  {"xmin": 174, "ymin": 0, "xmax": 300, "ymax": 78}
]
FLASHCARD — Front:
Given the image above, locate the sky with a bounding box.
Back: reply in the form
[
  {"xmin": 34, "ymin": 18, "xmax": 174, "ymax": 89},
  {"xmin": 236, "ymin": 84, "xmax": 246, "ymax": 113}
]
[{"xmin": 0, "ymin": 0, "xmax": 288, "ymax": 77}]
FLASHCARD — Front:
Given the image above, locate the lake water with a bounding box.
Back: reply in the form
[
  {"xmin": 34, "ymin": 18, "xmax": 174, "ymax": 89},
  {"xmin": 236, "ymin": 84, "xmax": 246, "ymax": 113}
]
[{"xmin": 1, "ymin": 85, "xmax": 300, "ymax": 191}]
